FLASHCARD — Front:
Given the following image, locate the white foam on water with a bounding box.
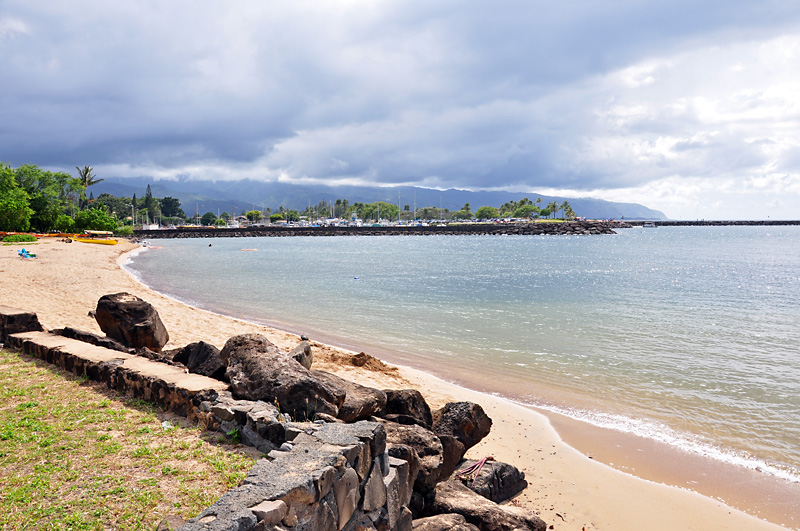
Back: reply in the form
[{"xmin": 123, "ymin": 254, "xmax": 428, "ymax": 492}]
[{"xmin": 531, "ymin": 400, "xmax": 800, "ymax": 484}]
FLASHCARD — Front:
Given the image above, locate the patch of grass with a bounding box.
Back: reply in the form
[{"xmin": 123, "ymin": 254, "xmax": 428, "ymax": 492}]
[
  {"xmin": 2, "ymin": 234, "xmax": 37, "ymax": 243},
  {"xmin": 0, "ymin": 348, "xmax": 257, "ymax": 530}
]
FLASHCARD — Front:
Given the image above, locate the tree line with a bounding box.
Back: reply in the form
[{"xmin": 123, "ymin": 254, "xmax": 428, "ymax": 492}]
[
  {"xmin": 252, "ymin": 197, "xmax": 576, "ymax": 224},
  {"xmin": 1, "ymin": 162, "xmax": 578, "ymax": 233},
  {"xmin": 0, "ymin": 163, "xmax": 187, "ymax": 233}
]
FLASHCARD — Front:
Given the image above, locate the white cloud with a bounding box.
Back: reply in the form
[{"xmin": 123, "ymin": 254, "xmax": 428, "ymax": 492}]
[
  {"xmin": 4, "ymin": 1, "xmax": 800, "ymax": 218},
  {"xmin": 0, "ymin": 17, "xmax": 29, "ymax": 39}
]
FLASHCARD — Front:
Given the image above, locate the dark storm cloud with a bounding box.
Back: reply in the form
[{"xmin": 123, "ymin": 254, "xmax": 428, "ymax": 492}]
[{"xmin": 3, "ymin": 0, "xmax": 800, "ymax": 218}]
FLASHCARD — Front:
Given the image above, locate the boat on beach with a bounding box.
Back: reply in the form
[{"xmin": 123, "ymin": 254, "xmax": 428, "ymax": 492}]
[{"xmin": 73, "ymin": 230, "xmax": 118, "ymax": 245}]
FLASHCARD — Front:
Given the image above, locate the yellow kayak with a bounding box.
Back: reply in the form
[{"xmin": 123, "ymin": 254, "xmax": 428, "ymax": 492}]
[{"xmin": 73, "ymin": 237, "xmax": 118, "ymax": 245}]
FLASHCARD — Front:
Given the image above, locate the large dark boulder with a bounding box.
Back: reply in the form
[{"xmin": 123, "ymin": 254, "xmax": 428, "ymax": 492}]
[
  {"xmin": 412, "ymin": 514, "xmax": 479, "ymax": 531},
  {"xmin": 172, "ymin": 341, "xmax": 226, "ymax": 380},
  {"xmin": 313, "ymin": 371, "xmax": 387, "ymax": 422},
  {"xmin": 383, "ymin": 421, "xmax": 444, "ymax": 494},
  {"xmin": 94, "ymin": 293, "xmax": 169, "ymax": 352},
  {"xmin": 454, "ymin": 459, "xmax": 527, "ymax": 503},
  {"xmin": 381, "ymin": 389, "xmax": 433, "ymax": 428},
  {"xmin": 220, "ymin": 333, "xmax": 345, "ymax": 419},
  {"xmin": 432, "ymin": 402, "xmax": 492, "ymax": 451},
  {"xmin": 429, "ymin": 481, "xmax": 546, "ymax": 531}
]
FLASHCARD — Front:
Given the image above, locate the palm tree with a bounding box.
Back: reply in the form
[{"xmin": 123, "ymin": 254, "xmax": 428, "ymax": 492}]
[
  {"xmin": 547, "ymin": 201, "xmax": 558, "ymax": 219},
  {"xmin": 76, "ymin": 165, "xmax": 104, "ymax": 209},
  {"xmin": 560, "ymin": 201, "xmax": 571, "ymax": 219}
]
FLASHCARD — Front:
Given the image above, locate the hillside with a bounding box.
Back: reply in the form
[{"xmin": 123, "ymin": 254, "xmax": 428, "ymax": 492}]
[{"xmin": 92, "ymin": 178, "xmax": 667, "ymax": 220}]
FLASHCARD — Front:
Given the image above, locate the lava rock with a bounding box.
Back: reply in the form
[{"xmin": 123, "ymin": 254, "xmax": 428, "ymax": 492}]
[
  {"xmin": 289, "ymin": 339, "xmax": 313, "ymax": 370},
  {"xmin": 94, "ymin": 292, "xmax": 169, "ymax": 352},
  {"xmin": 454, "ymin": 459, "xmax": 527, "ymax": 503},
  {"xmin": 432, "ymin": 402, "xmax": 492, "ymax": 451},
  {"xmin": 412, "ymin": 513, "xmax": 479, "ymax": 531},
  {"xmin": 313, "ymin": 370, "xmax": 387, "ymax": 423},
  {"xmin": 220, "ymin": 333, "xmax": 345, "ymax": 419},
  {"xmin": 429, "ymin": 480, "xmax": 546, "ymax": 531},
  {"xmin": 381, "ymin": 389, "xmax": 433, "ymax": 428},
  {"xmin": 173, "ymin": 341, "xmax": 226, "ymax": 380}
]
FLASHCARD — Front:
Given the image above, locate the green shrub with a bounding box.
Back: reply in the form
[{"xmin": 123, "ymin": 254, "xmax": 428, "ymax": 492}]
[
  {"xmin": 115, "ymin": 225, "xmax": 134, "ymax": 237},
  {"xmin": 54, "ymin": 214, "xmax": 75, "ymax": 233},
  {"xmin": 73, "ymin": 207, "xmax": 118, "ymax": 233},
  {"xmin": 2, "ymin": 234, "xmax": 36, "ymax": 243}
]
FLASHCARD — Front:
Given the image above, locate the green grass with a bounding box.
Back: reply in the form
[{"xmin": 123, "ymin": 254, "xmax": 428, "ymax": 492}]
[
  {"xmin": 0, "ymin": 348, "xmax": 257, "ymax": 530},
  {"xmin": 2, "ymin": 234, "xmax": 37, "ymax": 243}
]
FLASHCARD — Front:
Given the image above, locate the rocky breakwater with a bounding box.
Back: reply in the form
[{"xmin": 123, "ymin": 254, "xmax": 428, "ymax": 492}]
[
  {"xmin": 135, "ymin": 221, "xmax": 616, "ymax": 240},
  {"xmin": 1, "ymin": 295, "xmax": 547, "ymax": 531}
]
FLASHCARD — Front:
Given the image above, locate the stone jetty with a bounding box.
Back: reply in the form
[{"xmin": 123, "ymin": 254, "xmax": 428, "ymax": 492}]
[{"xmin": 135, "ymin": 221, "xmax": 618, "ymax": 240}]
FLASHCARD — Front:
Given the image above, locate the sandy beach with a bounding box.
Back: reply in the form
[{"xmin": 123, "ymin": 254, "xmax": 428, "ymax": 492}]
[{"xmin": 0, "ymin": 237, "xmax": 791, "ymax": 531}]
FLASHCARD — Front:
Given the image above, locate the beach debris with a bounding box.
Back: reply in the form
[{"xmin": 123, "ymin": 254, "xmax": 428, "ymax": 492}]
[
  {"xmin": 219, "ymin": 333, "xmax": 345, "ymax": 420},
  {"xmin": 94, "ymin": 292, "xmax": 169, "ymax": 352},
  {"xmin": 432, "ymin": 401, "xmax": 493, "ymax": 451},
  {"xmin": 455, "ymin": 456, "xmax": 495, "ymax": 486}
]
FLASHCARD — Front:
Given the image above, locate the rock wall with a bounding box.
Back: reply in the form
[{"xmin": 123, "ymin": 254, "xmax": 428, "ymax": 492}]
[
  {"xmin": 2, "ymin": 308, "xmax": 413, "ymax": 531},
  {"xmin": 627, "ymin": 220, "xmax": 800, "ymax": 226},
  {"xmin": 0, "ymin": 305, "xmax": 44, "ymax": 344},
  {"xmin": 135, "ymin": 221, "xmax": 617, "ymax": 240}
]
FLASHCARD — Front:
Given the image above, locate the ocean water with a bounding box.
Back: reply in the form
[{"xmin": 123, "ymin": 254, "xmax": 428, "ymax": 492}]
[{"xmin": 126, "ymin": 226, "xmax": 800, "ymax": 483}]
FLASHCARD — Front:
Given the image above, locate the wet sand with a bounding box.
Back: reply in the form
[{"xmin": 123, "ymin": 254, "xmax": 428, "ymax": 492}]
[{"xmin": 0, "ymin": 237, "xmax": 792, "ymax": 530}]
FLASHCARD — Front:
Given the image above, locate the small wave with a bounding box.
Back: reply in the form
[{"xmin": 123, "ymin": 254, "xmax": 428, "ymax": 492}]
[
  {"xmin": 531, "ymin": 402, "xmax": 800, "ymax": 484},
  {"xmin": 122, "ymin": 245, "xmax": 149, "ymax": 266},
  {"xmin": 121, "ymin": 250, "xmax": 149, "ymax": 282}
]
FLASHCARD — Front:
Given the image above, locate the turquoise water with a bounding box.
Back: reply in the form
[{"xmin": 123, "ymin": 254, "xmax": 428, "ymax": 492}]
[{"xmin": 126, "ymin": 226, "xmax": 800, "ymax": 482}]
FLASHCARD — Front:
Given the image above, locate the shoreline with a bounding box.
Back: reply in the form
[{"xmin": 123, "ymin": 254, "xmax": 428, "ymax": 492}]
[
  {"xmin": 122, "ymin": 250, "xmax": 800, "ymax": 516},
  {"xmin": 150, "ymin": 298, "xmax": 800, "ymax": 528},
  {"xmin": 2, "ymin": 238, "xmax": 793, "ymax": 530},
  {"xmin": 122, "ymin": 243, "xmax": 800, "ymax": 528}
]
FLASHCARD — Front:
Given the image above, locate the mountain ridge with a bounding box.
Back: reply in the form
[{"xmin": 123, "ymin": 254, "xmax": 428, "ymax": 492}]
[{"xmin": 92, "ymin": 177, "xmax": 667, "ymax": 220}]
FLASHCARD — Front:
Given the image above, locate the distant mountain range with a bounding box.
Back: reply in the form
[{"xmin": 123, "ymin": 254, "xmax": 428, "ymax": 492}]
[{"xmin": 92, "ymin": 177, "xmax": 667, "ymax": 220}]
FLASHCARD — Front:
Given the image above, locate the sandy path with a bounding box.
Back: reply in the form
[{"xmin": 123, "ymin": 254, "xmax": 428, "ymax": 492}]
[{"xmin": 0, "ymin": 238, "xmax": 787, "ymax": 530}]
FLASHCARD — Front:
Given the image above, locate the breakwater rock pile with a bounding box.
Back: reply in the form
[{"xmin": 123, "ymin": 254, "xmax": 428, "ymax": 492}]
[
  {"xmin": 135, "ymin": 221, "xmax": 617, "ymax": 240},
  {"xmin": 1, "ymin": 297, "xmax": 547, "ymax": 531},
  {"xmin": 627, "ymin": 220, "xmax": 800, "ymax": 226}
]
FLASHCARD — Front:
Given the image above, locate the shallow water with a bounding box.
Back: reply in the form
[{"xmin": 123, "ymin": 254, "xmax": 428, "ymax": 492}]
[{"xmin": 127, "ymin": 226, "xmax": 800, "ymax": 482}]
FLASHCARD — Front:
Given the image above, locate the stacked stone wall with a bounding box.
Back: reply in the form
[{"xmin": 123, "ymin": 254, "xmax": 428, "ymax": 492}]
[{"xmin": 2, "ymin": 308, "xmax": 413, "ymax": 530}]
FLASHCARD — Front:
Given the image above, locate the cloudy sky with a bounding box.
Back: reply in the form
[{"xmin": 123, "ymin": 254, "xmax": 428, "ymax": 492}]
[{"xmin": 3, "ymin": 1, "xmax": 800, "ymax": 219}]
